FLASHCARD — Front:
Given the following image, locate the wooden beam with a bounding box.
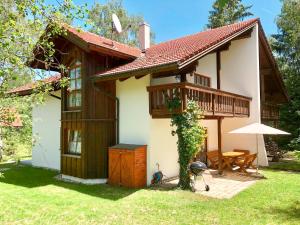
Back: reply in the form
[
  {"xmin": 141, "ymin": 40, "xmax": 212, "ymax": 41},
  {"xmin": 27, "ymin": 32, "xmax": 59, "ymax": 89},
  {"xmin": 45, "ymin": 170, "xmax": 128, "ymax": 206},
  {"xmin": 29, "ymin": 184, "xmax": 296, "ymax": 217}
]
[
  {"xmin": 217, "ymin": 117, "xmax": 223, "ymax": 174},
  {"xmin": 180, "ymin": 74, "xmax": 187, "ymax": 82},
  {"xmin": 135, "ymin": 75, "xmax": 146, "ymax": 79},
  {"xmin": 151, "ymin": 62, "xmax": 198, "ymax": 79},
  {"xmin": 119, "ymin": 77, "xmax": 130, "ymax": 82},
  {"xmin": 260, "ymin": 68, "xmax": 273, "ymax": 76},
  {"xmin": 260, "ymin": 69, "xmax": 265, "ymax": 102},
  {"xmin": 217, "ymin": 51, "xmax": 221, "ymax": 90}
]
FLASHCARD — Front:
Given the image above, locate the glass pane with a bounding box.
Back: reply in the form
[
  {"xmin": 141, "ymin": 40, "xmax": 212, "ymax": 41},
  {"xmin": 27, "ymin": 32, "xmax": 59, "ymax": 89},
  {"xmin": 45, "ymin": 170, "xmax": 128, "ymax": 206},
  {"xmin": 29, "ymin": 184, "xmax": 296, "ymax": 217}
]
[
  {"xmin": 76, "ymin": 67, "xmax": 81, "ymax": 78},
  {"xmin": 68, "ymin": 130, "xmax": 75, "ymax": 153},
  {"xmin": 68, "ymin": 93, "xmax": 74, "ymax": 107},
  {"xmin": 77, "ymin": 131, "xmax": 81, "ymax": 142},
  {"xmin": 68, "ymin": 130, "xmax": 72, "ymax": 142},
  {"xmin": 75, "ymin": 60, "xmax": 81, "ymax": 66},
  {"xmin": 68, "ymin": 93, "xmax": 76, "ymax": 107},
  {"xmin": 70, "ymin": 79, "xmax": 76, "ymax": 90},
  {"xmin": 76, "ymin": 92, "xmax": 81, "ymax": 106},
  {"xmin": 70, "ymin": 69, "xmax": 76, "ymax": 79},
  {"xmin": 76, "ymin": 78, "xmax": 81, "ymax": 89},
  {"xmin": 73, "ymin": 130, "xmax": 78, "ymax": 141},
  {"xmin": 76, "ymin": 142, "xmax": 81, "ymax": 154},
  {"xmin": 72, "ymin": 93, "xmax": 77, "ymax": 107},
  {"xmin": 68, "ymin": 130, "xmax": 81, "ymax": 154}
]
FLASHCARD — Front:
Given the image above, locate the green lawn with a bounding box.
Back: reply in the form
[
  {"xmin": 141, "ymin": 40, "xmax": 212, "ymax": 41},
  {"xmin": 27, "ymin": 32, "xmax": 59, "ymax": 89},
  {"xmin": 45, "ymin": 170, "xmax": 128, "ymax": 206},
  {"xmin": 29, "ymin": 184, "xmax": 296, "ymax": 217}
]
[
  {"xmin": 268, "ymin": 151, "xmax": 300, "ymax": 172},
  {"xmin": 0, "ymin": 163, "xmax": 299, "ymax": 225}
]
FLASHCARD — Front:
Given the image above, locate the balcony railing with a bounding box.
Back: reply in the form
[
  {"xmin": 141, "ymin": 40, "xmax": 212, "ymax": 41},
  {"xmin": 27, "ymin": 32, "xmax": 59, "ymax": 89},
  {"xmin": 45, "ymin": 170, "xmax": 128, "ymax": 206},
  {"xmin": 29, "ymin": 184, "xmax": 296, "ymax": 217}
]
[
  {"xmin": 147, "ymin": 82, "xmax": 251, "ymax": 118},
  {"xmin": 261, "ymin": 103, "xmax": 280, "ymax": 121}
]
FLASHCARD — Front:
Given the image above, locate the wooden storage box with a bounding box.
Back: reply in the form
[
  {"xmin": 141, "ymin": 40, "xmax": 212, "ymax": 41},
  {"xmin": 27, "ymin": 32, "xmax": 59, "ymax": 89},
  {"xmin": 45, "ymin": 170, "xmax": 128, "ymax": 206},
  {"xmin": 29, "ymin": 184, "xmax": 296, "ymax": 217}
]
[{"xmin": 108, "ymin": 144, "xmax": 147, "ymax": 188}]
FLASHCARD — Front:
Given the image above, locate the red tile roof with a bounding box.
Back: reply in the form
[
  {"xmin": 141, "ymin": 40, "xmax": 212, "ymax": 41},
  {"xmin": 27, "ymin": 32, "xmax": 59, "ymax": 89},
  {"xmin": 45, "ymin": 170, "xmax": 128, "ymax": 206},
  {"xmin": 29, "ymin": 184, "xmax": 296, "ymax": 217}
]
[
  {"xmin": 94, "ymin": 18, "xmax": 259, "ymax": 79},
  {"xmin": 0, "ymin": 108, "xmax": 23, "ymax": 128},
  {"xmin": 65, "ymin": 26, "xmax": 141, "ymax": 58},
  {"xmin": 8, "ymin": 74, "xmax": 61, "ymax": 96}
]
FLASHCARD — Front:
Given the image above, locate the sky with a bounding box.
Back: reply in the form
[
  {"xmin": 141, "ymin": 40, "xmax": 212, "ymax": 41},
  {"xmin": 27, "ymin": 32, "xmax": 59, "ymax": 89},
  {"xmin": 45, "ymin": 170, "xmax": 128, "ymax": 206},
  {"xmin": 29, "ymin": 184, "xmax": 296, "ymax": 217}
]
[{"xmin": 54, "ymin": 0, "xmax": 283, "ymax": 43}]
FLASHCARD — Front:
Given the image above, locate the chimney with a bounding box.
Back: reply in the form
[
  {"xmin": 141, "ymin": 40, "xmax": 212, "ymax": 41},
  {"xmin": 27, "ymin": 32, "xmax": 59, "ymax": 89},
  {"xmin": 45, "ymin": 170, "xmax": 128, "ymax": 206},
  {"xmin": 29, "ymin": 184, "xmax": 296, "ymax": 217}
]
[{"xmin": 139, "ymin": 22, "xmax": 150, "ymax": 51}]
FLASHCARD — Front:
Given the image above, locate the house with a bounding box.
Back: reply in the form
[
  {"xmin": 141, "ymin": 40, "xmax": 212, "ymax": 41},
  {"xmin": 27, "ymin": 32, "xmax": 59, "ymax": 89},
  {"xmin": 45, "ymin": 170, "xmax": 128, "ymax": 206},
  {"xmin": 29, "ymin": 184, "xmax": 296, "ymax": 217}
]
[
  {"xmin": 9, "ymin": 18, "xmax": 288, "ymax": 185},
  {"xmin": 0, "ymin": 108, "xmax": 23, "ymax": 128}
]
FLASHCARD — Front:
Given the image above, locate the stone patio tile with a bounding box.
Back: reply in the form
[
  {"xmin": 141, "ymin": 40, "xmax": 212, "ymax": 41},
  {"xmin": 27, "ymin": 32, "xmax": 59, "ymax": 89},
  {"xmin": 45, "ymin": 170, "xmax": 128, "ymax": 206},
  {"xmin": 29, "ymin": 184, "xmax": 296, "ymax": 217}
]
[{"xmin": 164, "ymin": 170, "xmax": 261, "ymax": 199}]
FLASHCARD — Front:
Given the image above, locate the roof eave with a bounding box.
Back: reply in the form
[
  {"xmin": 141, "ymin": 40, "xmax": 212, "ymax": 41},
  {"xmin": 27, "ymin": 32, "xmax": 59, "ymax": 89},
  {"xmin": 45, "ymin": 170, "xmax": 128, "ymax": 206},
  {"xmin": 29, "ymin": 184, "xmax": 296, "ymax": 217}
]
[
  {"xmin": 178, "ymin": 22, "xmax": 258, "ymax": 69},
  {"xmin": 91, "ymin": 62, "xmax": 178, "ymax": 82},
  {"xmin": 257, "ymin": 23, "xmax": 289, "ymax": 103},
  {"xmin": 87, "ymin": 43, "xmax": 139, "ymax": 59},
  {"xmin": 93, "ymin": 19, "xmax": 260, "ymax": 82}
]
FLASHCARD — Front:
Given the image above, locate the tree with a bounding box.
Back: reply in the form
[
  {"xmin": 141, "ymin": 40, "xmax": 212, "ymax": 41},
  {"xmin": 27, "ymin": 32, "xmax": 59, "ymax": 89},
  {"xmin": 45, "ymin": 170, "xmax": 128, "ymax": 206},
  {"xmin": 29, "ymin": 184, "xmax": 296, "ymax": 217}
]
[
  {"xmin": 88, "ymin": 0, "xmax": 155, "ymax": 47},
  {"xmin": 0, "ymin": 0, "xmax": 87, "ymax": 95},
  {"xmin": 168, "ymin": 98, "xmax": 206, "ymax": 190},
  {"xmin": 271, "ymin": 0, "xmax": 300, "ymax": 150},
  {"xmin": 207, "ymin": 0, "xmax": 253, "ymax": 28},
  {"xmin": 0, "ymin": 0, "xmax": 87, "ymax": 161}
]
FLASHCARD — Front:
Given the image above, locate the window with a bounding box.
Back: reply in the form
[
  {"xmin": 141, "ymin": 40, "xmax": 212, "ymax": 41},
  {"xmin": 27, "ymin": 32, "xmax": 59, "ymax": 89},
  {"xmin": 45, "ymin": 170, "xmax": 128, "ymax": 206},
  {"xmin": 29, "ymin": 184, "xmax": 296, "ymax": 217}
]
[
  {"xmin": 67, "ymin": 60, "xmax": 82, "ymax": 108},
  {"xmin": 67, "ymin": 130, "xmax": 81, "ymax": 155},
  {"xmin": 194, "ymin": 73, "xmax": 211, "ymax": 87}
]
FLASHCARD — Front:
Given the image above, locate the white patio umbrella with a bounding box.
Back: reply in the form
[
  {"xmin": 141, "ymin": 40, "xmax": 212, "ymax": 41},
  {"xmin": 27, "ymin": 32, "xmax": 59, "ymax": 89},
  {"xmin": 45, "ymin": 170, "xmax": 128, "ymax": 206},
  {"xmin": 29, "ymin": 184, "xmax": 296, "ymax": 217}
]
[{"xmin": 228, "ymin": 122, "xmax": 290, "ymax": 172}]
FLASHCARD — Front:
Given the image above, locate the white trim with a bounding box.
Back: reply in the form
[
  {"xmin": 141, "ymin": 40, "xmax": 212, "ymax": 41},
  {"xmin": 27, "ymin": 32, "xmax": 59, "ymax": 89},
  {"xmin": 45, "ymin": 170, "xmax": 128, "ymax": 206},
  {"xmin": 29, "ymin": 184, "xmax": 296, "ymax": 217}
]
[{"xmin": 59, "ymin": 174, "xmax": 107, "ymax": 185}]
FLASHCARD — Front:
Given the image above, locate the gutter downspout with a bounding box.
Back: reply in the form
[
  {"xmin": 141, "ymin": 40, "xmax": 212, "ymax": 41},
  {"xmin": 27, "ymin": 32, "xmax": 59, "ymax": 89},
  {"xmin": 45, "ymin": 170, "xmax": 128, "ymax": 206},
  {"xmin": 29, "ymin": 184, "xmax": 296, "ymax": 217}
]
[
  {"xmin": 93, "ymin": 84, "xmax": 120, "ymax": 144},
  {"xmin": 49, "ymin": 93, "xmax": 61, "ymax": 100}
]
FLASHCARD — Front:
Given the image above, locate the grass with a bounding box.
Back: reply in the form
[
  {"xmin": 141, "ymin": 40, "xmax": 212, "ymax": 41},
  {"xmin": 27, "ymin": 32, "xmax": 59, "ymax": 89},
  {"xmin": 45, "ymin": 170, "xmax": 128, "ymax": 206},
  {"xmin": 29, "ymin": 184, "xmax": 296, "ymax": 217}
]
[
  {"xmin": 0, "ymin": 163, "xmax": 299, "ymax": 225},
  {"xmin": 268, "ymin": 151, "xmax": 300, "ymax": 172},
  {"xmin": 1, "ymin": 143, "xmax": 31, "ymax": 162}
]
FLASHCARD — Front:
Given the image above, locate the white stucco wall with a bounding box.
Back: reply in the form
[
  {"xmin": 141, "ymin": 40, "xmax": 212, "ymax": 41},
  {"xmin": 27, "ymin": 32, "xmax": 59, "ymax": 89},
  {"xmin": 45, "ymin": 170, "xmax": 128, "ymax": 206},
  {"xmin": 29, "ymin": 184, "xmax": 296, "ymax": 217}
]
[
  {"xmin": 116, "ymin": 73, "xmax": 223, "ymax": 185},
  {"xmin": 116, "ymin": 76, "xmax": 180, "ymax": 184},
  {"xmin": 149, "ymin": 119, "xmax": 178, "ymax": 181},
  {"xmin": 220, "ymin": 24, "xmax": 268, "ymax": 166},
  {"xmin": 201, "ymin": 120, "xmax": 218, "ymax": 151},
  {"xmin": 116, "ymin": 76, "xmax": 153, "ymax": 184},
  {"xmin": 193, "ymin": 53, "xmax": 217, "ymax": 88},
  {"xmin": 116, "ymin": 76, "xmax": 151, "ymax": 145},
  {"xmin": 32, "ymin": 91, "xmax": 61, "ymax": 170}
]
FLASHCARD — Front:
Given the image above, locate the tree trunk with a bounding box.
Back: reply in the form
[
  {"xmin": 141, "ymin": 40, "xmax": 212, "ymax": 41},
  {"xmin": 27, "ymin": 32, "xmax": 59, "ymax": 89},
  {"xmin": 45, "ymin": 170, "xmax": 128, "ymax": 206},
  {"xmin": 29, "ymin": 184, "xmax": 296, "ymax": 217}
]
[{"xmin": 178, "ymin": 150, "xmax": 191, "ymax": 190}]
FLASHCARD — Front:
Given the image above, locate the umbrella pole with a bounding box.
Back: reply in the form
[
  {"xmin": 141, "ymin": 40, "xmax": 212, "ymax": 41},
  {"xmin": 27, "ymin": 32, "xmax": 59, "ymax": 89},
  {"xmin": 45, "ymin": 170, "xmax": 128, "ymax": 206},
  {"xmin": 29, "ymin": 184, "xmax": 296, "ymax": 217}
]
[{"xmin": 256, "ymin": 134, "xmax": 259, "ymax": 173}]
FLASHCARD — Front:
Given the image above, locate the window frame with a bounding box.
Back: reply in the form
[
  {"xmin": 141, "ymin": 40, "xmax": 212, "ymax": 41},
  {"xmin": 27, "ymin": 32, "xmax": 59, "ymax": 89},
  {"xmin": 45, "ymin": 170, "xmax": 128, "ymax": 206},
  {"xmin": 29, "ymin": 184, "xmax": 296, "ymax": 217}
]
[
  {"xmin": 194, "ymin": 73, "xmax": 211, "ymax": 87},
  {"xmin": 65, "ymin": 129, "xmax": 82, "ymax": 155},
  {"xmin": 66, "ymin": 60, "xmax": 82, "ymax": 110}
]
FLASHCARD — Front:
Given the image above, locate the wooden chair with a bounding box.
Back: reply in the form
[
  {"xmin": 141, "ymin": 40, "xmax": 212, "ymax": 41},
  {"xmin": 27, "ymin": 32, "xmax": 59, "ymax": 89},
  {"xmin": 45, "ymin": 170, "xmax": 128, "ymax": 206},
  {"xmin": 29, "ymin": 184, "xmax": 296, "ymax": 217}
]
[
  {"xmin": 233, "ymin": 149, "xmax": 250, "ymax": 163},
  {"xmin": 234, "ymin": 153, "xmax": 257, "ymax": 173},
  {"xmin": 206, "ymin": 150, "xmax": 220, "ymax": 169}
]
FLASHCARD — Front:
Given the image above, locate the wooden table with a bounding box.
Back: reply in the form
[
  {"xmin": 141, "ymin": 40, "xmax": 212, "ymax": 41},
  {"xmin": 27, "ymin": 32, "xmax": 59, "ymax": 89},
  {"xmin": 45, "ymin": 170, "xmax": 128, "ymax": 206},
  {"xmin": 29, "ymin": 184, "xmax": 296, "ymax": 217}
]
[{"xmin": 222, "ymin": 152, "xmax": 245, "ymax": 170}]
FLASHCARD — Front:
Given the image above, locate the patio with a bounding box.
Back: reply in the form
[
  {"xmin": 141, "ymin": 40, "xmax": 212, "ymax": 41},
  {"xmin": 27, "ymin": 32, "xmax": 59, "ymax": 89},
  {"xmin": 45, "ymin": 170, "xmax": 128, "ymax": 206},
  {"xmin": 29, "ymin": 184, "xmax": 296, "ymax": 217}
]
[{"xmin": 164, "ymin": 169, "xmax": 260, "ymax": 199}]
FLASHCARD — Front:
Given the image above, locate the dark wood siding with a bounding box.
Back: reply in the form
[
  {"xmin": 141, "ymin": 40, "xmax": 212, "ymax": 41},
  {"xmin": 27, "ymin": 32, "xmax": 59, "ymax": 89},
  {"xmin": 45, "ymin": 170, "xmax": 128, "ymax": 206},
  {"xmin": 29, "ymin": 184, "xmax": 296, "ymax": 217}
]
[{"xmin": 60, "ymin": 44, "xmax": 117, "ymax": 179}]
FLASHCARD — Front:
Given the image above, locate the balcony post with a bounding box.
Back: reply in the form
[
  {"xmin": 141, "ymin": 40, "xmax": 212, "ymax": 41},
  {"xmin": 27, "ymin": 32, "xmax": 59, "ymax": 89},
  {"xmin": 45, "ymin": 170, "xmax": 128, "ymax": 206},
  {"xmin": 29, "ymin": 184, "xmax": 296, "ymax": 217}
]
[
  {"xmin": 217, "ymin": 51, "xmax": 221, "ymax": 90},
  {"xmin": 181, "ymin": 87, "xmax": 187, "ymax": 112},
  {"xmin": 212, "ymin": 94, "xmax": 215, "ymax": 115},
  {"xmin": 218, "ymin": 117, "xmax": 223, "ymax": 174},
  {"xmin": 233, "ymin": 98, "xmax": 235, "ymax": 116}
]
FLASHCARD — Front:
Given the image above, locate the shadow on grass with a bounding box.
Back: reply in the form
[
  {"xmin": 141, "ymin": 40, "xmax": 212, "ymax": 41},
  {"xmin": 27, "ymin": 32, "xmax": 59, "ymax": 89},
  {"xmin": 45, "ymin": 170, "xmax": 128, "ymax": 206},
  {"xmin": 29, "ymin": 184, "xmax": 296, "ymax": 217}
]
[
  {"xmin": 265, "ymin": 200, "xmax": 300, "ymax": 221},
  {"xmin": 268, "ymin": 160, "xmax": 300, "ymax": 172},
  {"xmin": 0, "ymin": 162, "xmax": 138, "ymax": 201}
]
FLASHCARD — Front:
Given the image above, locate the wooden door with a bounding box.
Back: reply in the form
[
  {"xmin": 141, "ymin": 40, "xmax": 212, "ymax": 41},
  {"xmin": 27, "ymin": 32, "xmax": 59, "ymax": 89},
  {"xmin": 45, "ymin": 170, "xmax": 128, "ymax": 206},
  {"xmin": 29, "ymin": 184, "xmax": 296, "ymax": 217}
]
[
  {"xmin": 108, "ymin": 150, "xmax": 121, "ymax": 185},
  {"xmin": 120, "ymin": 151, "xmax": 134, "ymax": 187}
]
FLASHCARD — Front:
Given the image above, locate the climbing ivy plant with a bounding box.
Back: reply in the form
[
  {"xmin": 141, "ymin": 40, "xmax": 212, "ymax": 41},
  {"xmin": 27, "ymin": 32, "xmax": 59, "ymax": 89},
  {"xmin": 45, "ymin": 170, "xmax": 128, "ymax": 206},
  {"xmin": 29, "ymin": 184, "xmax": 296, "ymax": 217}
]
[{"xmin": 167, "ymin": 96, "xmax": 206, "ymax": 190}]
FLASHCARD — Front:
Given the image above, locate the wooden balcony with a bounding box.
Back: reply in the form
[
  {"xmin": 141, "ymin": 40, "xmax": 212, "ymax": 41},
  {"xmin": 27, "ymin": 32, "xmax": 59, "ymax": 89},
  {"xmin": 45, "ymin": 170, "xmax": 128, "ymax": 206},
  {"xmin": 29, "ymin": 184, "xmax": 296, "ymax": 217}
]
[
  {"xmin": 147, "ymin": 82, "xmax": 252, "ymax": 118},
  {"xmin": 261, "ymin": 103, "xmax": 280, "ymax": 121}
]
